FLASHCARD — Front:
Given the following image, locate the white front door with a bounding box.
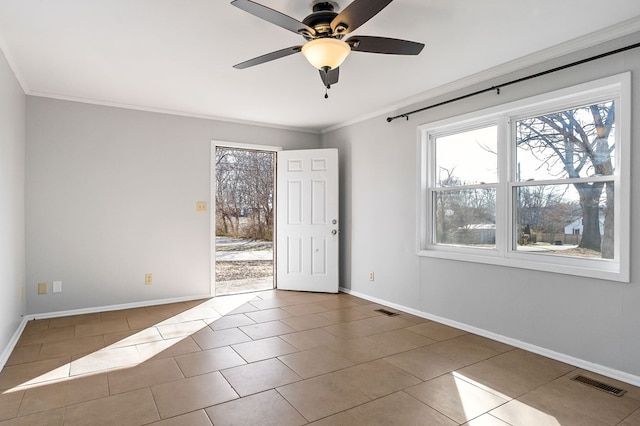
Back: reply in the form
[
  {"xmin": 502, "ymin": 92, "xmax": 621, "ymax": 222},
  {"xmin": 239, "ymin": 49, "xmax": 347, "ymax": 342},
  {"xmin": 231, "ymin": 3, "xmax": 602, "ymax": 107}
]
[{"xmin": 276, "ymin": 148, "xmax": 339, "ymax": 293}]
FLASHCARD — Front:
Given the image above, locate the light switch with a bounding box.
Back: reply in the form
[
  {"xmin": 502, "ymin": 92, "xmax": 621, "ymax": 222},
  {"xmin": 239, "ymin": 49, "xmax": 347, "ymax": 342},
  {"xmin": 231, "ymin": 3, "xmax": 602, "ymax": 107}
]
[{"xmin": 53, "ymin": 281, "xmax": 62, "ymax": 293}]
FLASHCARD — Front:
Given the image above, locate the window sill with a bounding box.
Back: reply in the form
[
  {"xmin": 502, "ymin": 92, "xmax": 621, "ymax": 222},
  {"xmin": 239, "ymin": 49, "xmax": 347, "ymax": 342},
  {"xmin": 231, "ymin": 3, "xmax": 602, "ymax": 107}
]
[{"xmin": 417, "ymin": 248, "xmax": 628, "ymax": 283}]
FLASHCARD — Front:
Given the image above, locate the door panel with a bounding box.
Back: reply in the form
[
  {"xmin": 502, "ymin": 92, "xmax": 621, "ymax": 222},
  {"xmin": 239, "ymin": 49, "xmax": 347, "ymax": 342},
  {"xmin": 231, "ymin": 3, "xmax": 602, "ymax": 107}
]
[{"xmin": 276, "ymin": 148, "xmax": 339, "ymax": 293}]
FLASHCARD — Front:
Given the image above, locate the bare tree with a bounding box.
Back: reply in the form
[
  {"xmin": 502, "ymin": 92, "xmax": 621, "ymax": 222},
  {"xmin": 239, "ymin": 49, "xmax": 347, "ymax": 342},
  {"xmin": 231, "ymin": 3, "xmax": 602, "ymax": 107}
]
[
  {"xmin": 435, "ymin": 163, "xmax": 496, "ymax": 245},
  {"xmin": 516, "ymin": 101, "xmax": 614, "ymax": 258},
  {"xmin": 517, "ymin": 185, "xmax": 581, "ymax": 241},
  {"xmin": 215, "ymin": 148, "xmax": 274, "ymax": 240}
]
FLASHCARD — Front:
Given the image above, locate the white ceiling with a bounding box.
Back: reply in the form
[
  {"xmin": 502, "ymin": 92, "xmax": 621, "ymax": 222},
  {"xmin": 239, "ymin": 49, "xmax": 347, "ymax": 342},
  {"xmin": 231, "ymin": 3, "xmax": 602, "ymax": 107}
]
[{"xmin": 1, "ymin": 1, "xmax": 639, "ymax": 132}]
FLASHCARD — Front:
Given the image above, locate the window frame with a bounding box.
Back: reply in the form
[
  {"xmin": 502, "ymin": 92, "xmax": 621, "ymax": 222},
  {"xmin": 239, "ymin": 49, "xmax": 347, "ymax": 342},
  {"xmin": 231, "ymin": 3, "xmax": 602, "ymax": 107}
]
[{"xmin": 417, "ymin": 73, "xmax": 630, "ymax": 282}]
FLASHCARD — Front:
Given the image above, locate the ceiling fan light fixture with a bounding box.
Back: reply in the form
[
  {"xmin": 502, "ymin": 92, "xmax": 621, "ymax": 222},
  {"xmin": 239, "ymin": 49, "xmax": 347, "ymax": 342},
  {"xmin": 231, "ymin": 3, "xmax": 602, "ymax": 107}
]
[{"xmin": 301, "ymin": 38, "xmax": 351, "ymax": 70}]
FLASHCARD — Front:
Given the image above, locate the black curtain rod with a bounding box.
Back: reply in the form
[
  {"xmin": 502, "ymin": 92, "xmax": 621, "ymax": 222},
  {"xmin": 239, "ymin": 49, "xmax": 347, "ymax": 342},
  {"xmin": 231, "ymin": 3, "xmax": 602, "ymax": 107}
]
[{"xmin": 386, "ymin": 41, "xmax": 640, "ymax": 123}]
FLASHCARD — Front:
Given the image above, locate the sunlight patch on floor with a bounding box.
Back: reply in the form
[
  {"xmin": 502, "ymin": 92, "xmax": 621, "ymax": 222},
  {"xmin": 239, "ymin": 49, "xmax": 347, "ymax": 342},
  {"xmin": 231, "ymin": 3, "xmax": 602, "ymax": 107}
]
[
  {"xmin": 453, "ymin": 372, "xmax": 561, "ymax": 425},
  {"xmin": 4, "ymin": 292, "xmax": 257, "ymax": 393}
]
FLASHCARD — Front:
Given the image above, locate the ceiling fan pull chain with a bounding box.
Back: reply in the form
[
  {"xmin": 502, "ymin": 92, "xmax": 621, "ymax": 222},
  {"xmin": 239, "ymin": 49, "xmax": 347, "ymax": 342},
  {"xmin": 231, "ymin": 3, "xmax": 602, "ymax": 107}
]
[{"xmin": 321, "ymin": 65, "xmax": 330, "ymax": 98}]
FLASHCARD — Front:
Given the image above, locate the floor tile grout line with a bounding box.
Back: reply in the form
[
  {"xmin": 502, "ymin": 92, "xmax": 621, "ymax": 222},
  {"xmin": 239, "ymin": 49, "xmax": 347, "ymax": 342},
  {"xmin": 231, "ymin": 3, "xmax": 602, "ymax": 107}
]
[
  {"xmin": 273, "ymin": 387, "xmax": 310, "ymax": 424},
  {"xmin": 465, "ymin": 399, "xmax": 513, "ymax": 426},
  {"xmin": 147, "ymin": 383, "xmax": 165, "ymax": 423},
  {"xmin": 400, "ymin": 389, "xmax": 465, "ymax": 425},
  {"xmin": 12, "ymin": 385, "xmax": 27, "ymax": 420}
]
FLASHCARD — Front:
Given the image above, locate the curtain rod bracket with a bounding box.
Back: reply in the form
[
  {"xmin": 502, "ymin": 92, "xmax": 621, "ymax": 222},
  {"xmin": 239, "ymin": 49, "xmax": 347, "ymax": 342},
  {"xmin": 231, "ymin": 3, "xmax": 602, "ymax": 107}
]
[{"xmin": 386, "ymin": 114, "xmax": 409, "ymax": 123}]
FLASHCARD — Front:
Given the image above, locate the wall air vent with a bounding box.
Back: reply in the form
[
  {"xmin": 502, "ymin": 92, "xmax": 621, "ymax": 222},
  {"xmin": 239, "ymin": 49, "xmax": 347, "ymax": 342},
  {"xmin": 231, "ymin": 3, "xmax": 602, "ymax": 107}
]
[{"xmin": 571, "ymin": 375, "xmax": 627, "ymax": 397}]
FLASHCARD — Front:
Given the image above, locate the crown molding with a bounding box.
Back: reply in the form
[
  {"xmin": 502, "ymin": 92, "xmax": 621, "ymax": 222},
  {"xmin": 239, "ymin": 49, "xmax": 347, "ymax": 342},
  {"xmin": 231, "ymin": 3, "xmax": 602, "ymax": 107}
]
[{"xmin": 26, "ymin": 90, "xmax": 321, "ymax": 135}]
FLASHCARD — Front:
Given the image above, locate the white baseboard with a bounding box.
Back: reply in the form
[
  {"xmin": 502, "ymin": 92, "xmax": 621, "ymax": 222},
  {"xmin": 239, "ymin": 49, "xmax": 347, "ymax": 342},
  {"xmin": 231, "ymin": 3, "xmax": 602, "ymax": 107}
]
[
  {"xmin": 0, "ymin": 293, "xmax": 212, "ymax": 371},
  {"xmin": 0, "ymin": 316, "xmax": 29, "ymax": 371},
  {"xmin": 25, "ymin": 293, "xmax": 213, "ymax": 321},
  {"xmin": 340, "ymin": 286, "xmax": 640, "ymax": 388}
]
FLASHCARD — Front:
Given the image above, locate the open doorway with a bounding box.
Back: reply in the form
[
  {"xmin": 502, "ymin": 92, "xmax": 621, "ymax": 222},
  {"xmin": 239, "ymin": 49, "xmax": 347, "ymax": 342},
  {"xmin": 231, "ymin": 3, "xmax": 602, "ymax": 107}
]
[{"xmin": 214, "ymin": 145, "xmax": 276, "ymax": 296}]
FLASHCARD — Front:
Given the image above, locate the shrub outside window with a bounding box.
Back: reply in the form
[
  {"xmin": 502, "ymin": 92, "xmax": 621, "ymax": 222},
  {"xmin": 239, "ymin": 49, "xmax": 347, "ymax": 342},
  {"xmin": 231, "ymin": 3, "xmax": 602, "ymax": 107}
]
[{"xmin": 418, "ymin": 74, "xmax": 630, "ymax": 282}]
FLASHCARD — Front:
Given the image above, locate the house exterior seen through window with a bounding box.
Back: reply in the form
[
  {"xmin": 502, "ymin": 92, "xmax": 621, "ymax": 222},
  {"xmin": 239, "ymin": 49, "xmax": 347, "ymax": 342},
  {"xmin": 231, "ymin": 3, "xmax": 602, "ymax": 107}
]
[{"xmin": 418, "ymin": 73, "xmax": 630, "ymax": 282}]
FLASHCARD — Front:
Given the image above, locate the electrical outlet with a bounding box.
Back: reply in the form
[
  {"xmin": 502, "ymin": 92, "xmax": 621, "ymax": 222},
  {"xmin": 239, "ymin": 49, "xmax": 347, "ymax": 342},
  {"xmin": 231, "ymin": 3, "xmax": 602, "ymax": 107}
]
[
  {"xmin": 369, "ymin": 272, "xmax": 375, "ymax": 282},
  {"xmin": 53, "ymin": 281, "xmax": 62, "ymax": 293},
  {"xmin": 196, "ymin": 201, "xmax": 207, "ymax": 212},
  {"xmin": 38, "ymin": 282, "xmax": 48, "ymax": 295},
  {"xmin": 145, "ymin": 274, "xmax": 153, "ymax": 285}
]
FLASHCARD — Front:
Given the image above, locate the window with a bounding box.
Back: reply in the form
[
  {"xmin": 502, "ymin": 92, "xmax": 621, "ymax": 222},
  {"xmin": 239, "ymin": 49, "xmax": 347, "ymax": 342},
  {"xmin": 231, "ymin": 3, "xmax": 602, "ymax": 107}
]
[
  {"xmin": 418, "ymin": 73, "xmax": 630, "ymax": 282},
  {"xmin": 433, "ymin": 125, "xmax": 498, "ymax": 248}
]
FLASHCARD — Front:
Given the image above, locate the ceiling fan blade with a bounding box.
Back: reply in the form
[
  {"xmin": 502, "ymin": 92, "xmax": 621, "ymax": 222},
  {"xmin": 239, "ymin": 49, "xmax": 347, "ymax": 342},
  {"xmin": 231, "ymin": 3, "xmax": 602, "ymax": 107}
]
[
  {"xmin": 231, "ymin": 0, "xmax": 316, "ymax": 37},
  {"xmin": 233, "ymin": 46, "xmax": 302, "ymax": 69},
  {"xmin": 347, "ymin": 36, "xmax": 424, "ymax": 55},
  {"xmin": 330, "ymin": 0, "xmax": 393, "ymax": 35},
  {"xmin": 319, "ymin": 67, "xmax": 340, "ymax": 87}
]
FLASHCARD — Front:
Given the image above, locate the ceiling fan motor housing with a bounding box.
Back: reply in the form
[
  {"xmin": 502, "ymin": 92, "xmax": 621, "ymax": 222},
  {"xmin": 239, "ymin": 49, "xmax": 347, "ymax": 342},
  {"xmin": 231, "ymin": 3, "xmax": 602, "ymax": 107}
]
[{"xmin": 302, "ymin": 1, "xmax": 344, "ymax": 40}]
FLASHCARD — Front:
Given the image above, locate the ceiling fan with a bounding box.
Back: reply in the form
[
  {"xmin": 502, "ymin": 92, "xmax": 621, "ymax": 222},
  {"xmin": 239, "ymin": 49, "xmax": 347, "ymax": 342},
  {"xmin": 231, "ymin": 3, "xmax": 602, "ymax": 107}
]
[{"xmin": 231, "ymin": 0, "xmax": 425, "ymax": 97}]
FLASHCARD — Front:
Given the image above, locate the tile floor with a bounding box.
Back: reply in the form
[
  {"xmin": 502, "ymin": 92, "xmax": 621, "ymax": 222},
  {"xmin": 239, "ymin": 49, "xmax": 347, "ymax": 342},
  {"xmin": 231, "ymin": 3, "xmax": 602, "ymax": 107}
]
[{"xmin": 1, "ymin": 290, "xmax": 639, "ymax": 425}]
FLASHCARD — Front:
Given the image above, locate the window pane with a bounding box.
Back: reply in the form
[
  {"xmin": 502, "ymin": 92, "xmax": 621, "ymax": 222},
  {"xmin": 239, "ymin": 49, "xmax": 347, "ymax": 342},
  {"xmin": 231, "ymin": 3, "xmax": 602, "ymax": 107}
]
[
  {"xmin": 435, "ymin": 126, "xmax": 498, "ymax": 186},
  {"xmin": 514, "ymin": 182, "xmax": 614, "ymax": 259},
  {"xmin": 516, "ymin": 101, "xmax": 615, "ymax": 181},
  {"xmin": 433, "ymin": 188, "xmax": 496, "ymax": 247}
]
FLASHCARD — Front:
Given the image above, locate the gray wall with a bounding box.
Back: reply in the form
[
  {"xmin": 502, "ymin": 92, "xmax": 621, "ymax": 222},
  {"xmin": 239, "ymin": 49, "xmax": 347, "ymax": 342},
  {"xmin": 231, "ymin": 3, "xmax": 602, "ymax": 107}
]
[
  {"xmin": 0, "ymin": 49, "xmax": 26, "ymax": 357},
  {"xmin": 26, "ymin": 97, "xmax": 321, "ymax": 314},
  {"xmin": 323, "ymin": 32, "xmax": 640, "ymax": 382}
]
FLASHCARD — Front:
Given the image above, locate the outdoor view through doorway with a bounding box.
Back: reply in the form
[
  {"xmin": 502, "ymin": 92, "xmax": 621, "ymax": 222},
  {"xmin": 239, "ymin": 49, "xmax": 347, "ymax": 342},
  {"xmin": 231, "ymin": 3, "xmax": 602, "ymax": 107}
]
[{"xmin": 215, "ymin": 146, "xmax": 275, "ymax": 295}]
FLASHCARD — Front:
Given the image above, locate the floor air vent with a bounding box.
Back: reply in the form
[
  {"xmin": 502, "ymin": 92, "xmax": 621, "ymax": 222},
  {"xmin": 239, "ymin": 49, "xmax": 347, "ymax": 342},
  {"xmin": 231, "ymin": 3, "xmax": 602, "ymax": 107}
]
[
  {"xmin": 571, "ymin": 375, "xmax": 627, "ymax": 397},
  {"xmin": 374, "ymin": 309, "xmax": 399, "ymax": 317}
]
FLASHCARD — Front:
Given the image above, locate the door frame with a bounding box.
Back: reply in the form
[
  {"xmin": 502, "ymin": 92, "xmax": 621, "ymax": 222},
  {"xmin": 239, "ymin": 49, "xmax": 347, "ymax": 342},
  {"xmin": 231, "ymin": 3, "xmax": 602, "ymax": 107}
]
[{"xmin": 210, "ymin": 141, "xmax": 282, "ymax": 296}]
